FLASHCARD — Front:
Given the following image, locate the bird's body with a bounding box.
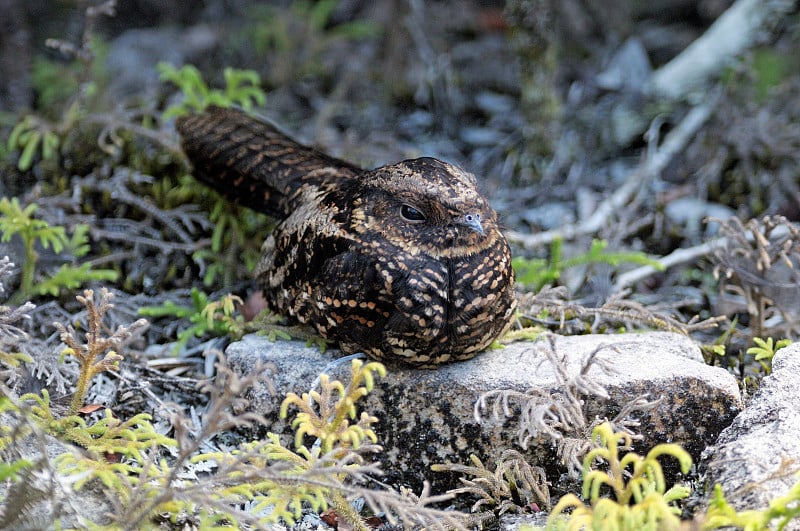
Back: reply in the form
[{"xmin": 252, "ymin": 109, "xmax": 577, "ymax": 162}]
[{"xmin": 177, "ymin": 106, "xmax": 516, "ymax": 367}]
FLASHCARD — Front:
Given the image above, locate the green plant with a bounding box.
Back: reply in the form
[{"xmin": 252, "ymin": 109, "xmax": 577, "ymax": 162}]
[
  {"xmin": 3, "ymin": 349, "xmax": 466, "ymax": 528},
  {"xmin": 746, "ymin": 337, "xmax": 790, "ymax": 375},
  {"xmin": 0, "ymin": 198, "xmax": 118, "ymax": 302},
  {"xmin": 196, "ymin": 193, "xmax": 270, "ymax": 286},
  {"xmin": 0, "ymin": 449, "xmax": 33, "ymax": 484},
  {"xmin": 704, "ymin": 475, "xmax": 800, "ymax": 530},
  {"xmin": 292, "ymin": 0, "xmax": 378, "ymax": 39},
  {"xmin": 159, "ymin": 63, "xmax": 267, "ymax": 118},
  {"xmin": 191, "ymin": 358, "xmax": 388, "ymax": 528},
  {"xmin": 143, "ymin": 173, "xmax": 271, "ymax": 288},
  {"xmin": 5, "ymin": 4, "xmax": 113, "ymax": 172},
  {"xmin": 31, "ymin": 35, "xmax": 109, "ymax": 113},
  {"xmin": 1, "ymin": 289, "xmax": 164, "ymax": 465},
  {"xmin": 720, "ymin": 47, "xmax": 791, "ymax": 104},
  {"xmin": 547, "ymin": 422, "xmax": 692, "ymax": 531},
  {"xmin": 0, "ymin": 197, "xmax": 64, "ymax": 295},
  {"xmin": 138, "ymin": 287, "xmax": 247, "ymax": 353},
  {"xmin": 53, "ymin": 288, "xmax": 148, "ymax": 414},
  {"xmin": 110, "ymin": 357, "xmax": 468, "ymax": 529},
  {"xmin": 513, "ymin": 238, "xmax": 663, "ymax": 291},
  {"xmin": 14, "ymin": 388, "xmax": 174, "ymax": 462},
  {"xmin": 6, "ymin": 115, "xmax": 62, "ymax": 171}
]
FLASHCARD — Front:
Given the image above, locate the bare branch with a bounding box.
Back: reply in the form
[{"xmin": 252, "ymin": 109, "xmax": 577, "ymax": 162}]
[
  {"xmin": 508, "ymin": 102, "xmax": 715, "ymax": 249},
  {"xmin": 651, "ymin": 0, "xmax": 797, "ymax": 99}
]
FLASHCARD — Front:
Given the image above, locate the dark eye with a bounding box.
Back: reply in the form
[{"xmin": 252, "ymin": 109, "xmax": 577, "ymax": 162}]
[{"xmin": 400, "ymin": 204, "xmax": 426, "ymax": 223}]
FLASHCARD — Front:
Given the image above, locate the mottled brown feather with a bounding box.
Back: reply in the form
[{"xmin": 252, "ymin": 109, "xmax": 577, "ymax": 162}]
[{"xmin": 177, "ymin": 105, "xmax": 516, "ymax": 367}]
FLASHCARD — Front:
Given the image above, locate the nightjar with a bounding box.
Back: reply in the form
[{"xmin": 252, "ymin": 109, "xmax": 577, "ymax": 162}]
[{"xmin": 177, "ymin": 105, "xmax": 516, "ymax": 367}]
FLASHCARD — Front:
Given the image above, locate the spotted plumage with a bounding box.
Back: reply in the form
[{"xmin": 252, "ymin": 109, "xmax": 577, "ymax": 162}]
[{"xmin": 177, "ymin": 105, "xmax": 516, "ymax": 367}]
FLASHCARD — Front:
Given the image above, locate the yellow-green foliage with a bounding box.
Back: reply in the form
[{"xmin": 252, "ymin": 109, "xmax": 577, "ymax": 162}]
[
  {"xmin": 150, "ymin": 173, "xmax": 271, "ymax": 288},
  {"xmin": 0, "ymin": 198, "xmax": 118, "ymax": 302},
  {"xmin": 2, "ymin": 330, "xmax": 388, "ymax": 529},
  {"xmin": 275, "ymin": 358, "xmax": 386, "ymax": 528},
  {"xmin": 29, "ymin": 36, "xmax": 109, "ymax": 113},
  {"xmin": 181, "ymin": 358, "xmax": 386, "ymax": 528},
  {"xmin": 747, "ymin": 336, "xmax": 791, "ymax": 375},
  {"xmin": 6, "ymin": 115, "xmax": 61, "ymax": 171},
  {"xmin": 14, "ymin": 388, "xmax": 174, "ymax": 462},
  {"xmin": 160, "ymin": 359, "xmax": 385, "ymax": 526},
  {"xmin": 198, "ymin": 193, "xmax": 271, "ymax": 286},
  {"xmin": 139, "ymin": 287, "xmax": 248, "ymax": 353},
  {"xmin": 158, "ymin": 63, "xmax": 267, "ymax": 118},
  {"xmin": 547, "ymin": 422, "xmax": 692, "ymax": 531},
  {"xmin": 0, "ymin": 350, "xmax": 32, "ymax": 371},
  {"xmin": 5, "ymin": 21, "xmax": 108, "ymax": 172},
  {"xmin": 0, "ymin": 288, "xmax": 162, "ymax": 461},
  {"xmin": 704, "ymin": 475, "xmax": 800, "ymax": 530},
  {"xmin": 281, "ymin": 358, "xmax": 385, "ymax": 454},
  {"xmin": 513, "ymin": 238, "xmax": 663, "ymax": 291},
  {"xmin": 0, "ymin": 197, "xmax": 66, "ymax": 296},
  {"xmin": 156, "ymin": 65, "xmax": 272, "ymax": 287}
]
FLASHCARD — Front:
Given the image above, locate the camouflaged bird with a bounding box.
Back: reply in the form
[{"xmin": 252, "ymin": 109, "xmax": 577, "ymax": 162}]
[{"xmin": 177, "ymin": 105, "xmax": 516, "ymax": 367}]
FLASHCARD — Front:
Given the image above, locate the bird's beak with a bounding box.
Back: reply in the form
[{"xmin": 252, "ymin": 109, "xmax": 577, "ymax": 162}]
[{"xmin": 461, "ymin": 213, "xmax": 484, "ymax": 235}]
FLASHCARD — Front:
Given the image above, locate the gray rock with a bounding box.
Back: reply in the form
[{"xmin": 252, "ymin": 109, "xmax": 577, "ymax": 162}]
[
  {"xmin": 105, "ymin": 24, "xmax": 218, "ymax": 99},
  {"xmin": 226, "ymin": 331, "xmax": 741, "ymax": 493},
  {"xmin": 664, "ymin": 197, "xmax": 736, "ymax": 239},
  {"xmin": 521, "ymin": 202, "xmax": 575, "ymax": 230},
  {"xmin": 595, "ymin": 37, "xmax": 652, "ymax": 92},
  {"xmin": 699, "ymin": 343, "xmax": 800, "ymax": 529}
]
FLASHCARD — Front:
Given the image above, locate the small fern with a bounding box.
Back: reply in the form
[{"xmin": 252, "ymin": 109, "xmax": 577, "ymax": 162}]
[
  {"xmin": 6, "ymin": 115, "xmax": 61, "ymax": 171},
  {"xmin": 183, "ymin": 358, "xmax": 387, "ymax": 529},
  {"xmin": 513, "ymin": 238, "xmax": 663, "ymax": 291},
  {"xmin": 19, "ymin": 388, "xmax": 174, "ymax": 462},
  {"xmin": 0, "ymin": 197, "xmax": 66, "ymax": 297},
  {"xmin": 704, "ymin": 475, "xmax": 800, "ymax": 530},
  {"xmin": 547, "ymin": 422, "xmax": 692, "ymax": 531},
  {"xmin": 139, "ymin": 287, "xmax": 247, "ymax": 353},
  {"xmin": 0, "ymin": 198, "xmax": 119, "ymax": 302},
  {"xmin": 159, "ymin": 63, "xmax": 267, "ymax": 118},
  {"xmin": 746, "ymin": 337, "xmax": 791, "ymax": 375}
]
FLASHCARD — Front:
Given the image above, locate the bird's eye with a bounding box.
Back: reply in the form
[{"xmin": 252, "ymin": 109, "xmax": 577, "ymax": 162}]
[{"xmin": 400, "ymin": 204, "xmax": 426, "ymax": 223}]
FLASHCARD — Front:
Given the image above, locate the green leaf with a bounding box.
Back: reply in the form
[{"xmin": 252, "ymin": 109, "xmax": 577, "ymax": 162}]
[
  {"xmin": 513, "ymin": 238, "xmax": 663, "ymax": 291},
  {"xmin": 0, "ymin": 458, "xmax": 34, "ymax": 482},
  {"xmin": 160, "ymin": 62, "xmax": 266, "ymax": 117},
  {"xmin": 139, "ymin": 299, "xmax": 196, "ymax": 319},
  {"xmin": 18, "ymin": 129, "xmax": 41, "ymax": 171},
  {"xmin": 33, "ymin": 263, "xmax": 119, "ymax": 297},
  {"xmin": 65, "ymin": 224, "xmax": 92, "ymax": 257}
]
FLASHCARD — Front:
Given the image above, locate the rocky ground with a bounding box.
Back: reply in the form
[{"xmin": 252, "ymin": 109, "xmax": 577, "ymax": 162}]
[{"xmin": 1, "ymin": 0, "xmax": 800, "ymax": 529}]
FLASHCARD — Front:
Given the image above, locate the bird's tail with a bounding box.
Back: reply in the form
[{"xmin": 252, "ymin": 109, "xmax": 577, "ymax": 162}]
[{"xmin": 176, "ymin": 105, "xmax": 360, "ymax": 218}]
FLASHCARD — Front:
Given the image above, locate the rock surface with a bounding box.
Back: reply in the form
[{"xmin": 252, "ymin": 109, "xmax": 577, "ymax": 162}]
[
  {"xmin": 226, "ymin": 331, "xmax": 742, "ymax": 493},
  {"xmin": 699, "ymin": 343, "xmax": 800, "ymax": 529}
]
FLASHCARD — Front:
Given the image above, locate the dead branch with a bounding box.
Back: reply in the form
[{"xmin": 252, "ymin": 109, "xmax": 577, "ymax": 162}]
[
  {"xmin": 651, "ymin": 0, "xmax": 797, "ymax": 99},
  {"xmin": 508, "ymin": 101, "xmax": 715, "ymax": 249}
]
